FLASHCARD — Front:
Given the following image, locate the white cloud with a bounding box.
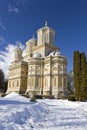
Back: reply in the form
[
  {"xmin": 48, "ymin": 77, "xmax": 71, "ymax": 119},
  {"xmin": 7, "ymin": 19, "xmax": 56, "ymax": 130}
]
[
  {"xmin": 0, "ymin": 19, "xmax": 7, "ymax": 31},
  {"xmin": 8, "ymin": 0, "xmax": 29, "ymax": 14},
  {"xmin": 0, "ymin": 42, "xmax": 25, "ymax": 78},
  {"xmin": 0, "ymin": 44, "xmax": 16, "ymax": 78},
  {"xmin": 8, "ymin": 5, "xmax": 20, "ymax": 13},
  {"xmin": 0, "ymin": 37, "xmax": 6, "ymax": 44}
]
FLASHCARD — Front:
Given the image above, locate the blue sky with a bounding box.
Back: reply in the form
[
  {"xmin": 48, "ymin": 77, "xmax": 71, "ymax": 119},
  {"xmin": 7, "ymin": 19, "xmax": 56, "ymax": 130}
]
[{"xmin": 0, "ymin": 0, "xmax": 87, "ymax": 76}]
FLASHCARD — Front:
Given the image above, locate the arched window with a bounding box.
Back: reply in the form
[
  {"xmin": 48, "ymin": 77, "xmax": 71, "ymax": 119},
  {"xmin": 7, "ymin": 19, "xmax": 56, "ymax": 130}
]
[
  {"xmin": 17, "ymin": 80, "xmax": 19, "ymax": 87},
  {"xmin": 22, "ymin": 80, "xmax": 25, "ymax": 86},
  {"xmin": 43, "ymin": 32, "xmax": 48, "ymax": 43},
  {"xmin": 58, "ymin": 76, "xmax": 62, "ymax": 87},
  {"xmin": 13, "ymin": 81, "xmax": 14, "ymax": 87}
]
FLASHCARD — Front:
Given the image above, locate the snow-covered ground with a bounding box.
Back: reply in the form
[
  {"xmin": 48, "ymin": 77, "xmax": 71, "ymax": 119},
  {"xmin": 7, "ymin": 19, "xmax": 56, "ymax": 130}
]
[{"xmin": 0, "ymin": 93, "xmax": 87, "ymax": 130}]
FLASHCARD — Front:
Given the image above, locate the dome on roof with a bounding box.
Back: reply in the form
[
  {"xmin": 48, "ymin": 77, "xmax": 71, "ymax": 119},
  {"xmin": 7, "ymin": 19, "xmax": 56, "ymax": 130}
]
[
  {"xmin": 15, "ymin": 47, "xmax": 22, "ymax": 51},
  {"xmin": 14, "ymin": 44, "xmax": 22, "ymax": 52},
  {"xmin": 28, "ymin": 38, "xmax": 36, "ymax": 42},
  {"xmin": 37, "ymin": 21, "xmax": 55, "ymax": 33},
  {"xmin": 33, "ymin": 52, "xmax": 42, "ymax": 58},
  {"xmin": 26, "ymin": 35, "xmax": 36, "ymax": 44}
]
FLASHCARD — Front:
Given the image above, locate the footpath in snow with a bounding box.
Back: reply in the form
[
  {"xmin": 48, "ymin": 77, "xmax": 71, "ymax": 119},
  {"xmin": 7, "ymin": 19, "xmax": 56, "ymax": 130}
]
[
  {"xmin": 41, "ymin": 99, "xmax": 87, "ymax": 130},
  {"xmin": 0, "ymin": 92, "xmax": 87, "ymax": 130}
]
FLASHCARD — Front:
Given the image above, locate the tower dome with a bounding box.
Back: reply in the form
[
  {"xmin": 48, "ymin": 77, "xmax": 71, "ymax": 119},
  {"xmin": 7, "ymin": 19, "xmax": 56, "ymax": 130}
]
[
  {"xmin": 37, "ymin": 21, "xmax": 55, "ymax": 45},
  {"xmin": 14, "ymin": 44, "xmax": 22, "ymax": 62},
  {"xmin": 26, "ymin": 35, "xmax": 36, "ymax": 45},
  {"xmin": 26, "ymin": 35, "xmax": 37, "ymax": 56}
]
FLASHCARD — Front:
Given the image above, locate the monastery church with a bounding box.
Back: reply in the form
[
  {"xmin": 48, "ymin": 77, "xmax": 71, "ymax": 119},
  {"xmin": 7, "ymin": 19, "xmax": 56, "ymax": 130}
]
[{"xmin": 7, "ymin": 22, "xmax": 68, "ymax": 98}]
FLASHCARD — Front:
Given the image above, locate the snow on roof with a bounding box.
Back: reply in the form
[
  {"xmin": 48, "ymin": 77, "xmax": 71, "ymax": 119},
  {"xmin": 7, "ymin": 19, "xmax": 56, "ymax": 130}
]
[{"xmin": 33, "ymin": 52, "xmax": 42, "ymax": 58}]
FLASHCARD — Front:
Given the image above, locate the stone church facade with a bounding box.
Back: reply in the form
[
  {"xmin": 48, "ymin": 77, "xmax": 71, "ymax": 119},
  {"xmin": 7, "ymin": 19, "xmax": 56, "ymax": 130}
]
[{"xmin": 7, "ymin": 22, "xmax": 68, "ymax": 98}]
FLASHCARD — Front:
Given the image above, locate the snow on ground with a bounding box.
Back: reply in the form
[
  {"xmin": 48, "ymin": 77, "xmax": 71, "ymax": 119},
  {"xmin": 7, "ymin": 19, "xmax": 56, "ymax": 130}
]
[
  {"xmin": 4, "ymin": 92, "xmax": 28, "ymax": 102},
  {"xmin": 0, "ymin": 93, "xmax": 87, "ymax": 130},
  {"xmin": 0, "ymin": 93, "xmax": 48, "ymax": 130}
]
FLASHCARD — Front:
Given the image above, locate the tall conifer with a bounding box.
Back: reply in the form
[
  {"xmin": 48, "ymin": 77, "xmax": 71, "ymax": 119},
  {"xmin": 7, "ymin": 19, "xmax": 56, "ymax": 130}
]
[
  {"xmin": 73, "ymin": 51, "xmax": 87, "ymax": 101},
  {"xmin": 80, "ymin": 52, "xmax": 86, "ymax": 100},
  {"xmin": 85, "ymin": 62, "xmax": 87, "ymax": 99},
  {"xmin": 0, "ymin": 69, "xmax": 5, "ymax": 91},
  {"xmin": 73, "ymin": 51, "xmax": 81, "ymax": 100}
]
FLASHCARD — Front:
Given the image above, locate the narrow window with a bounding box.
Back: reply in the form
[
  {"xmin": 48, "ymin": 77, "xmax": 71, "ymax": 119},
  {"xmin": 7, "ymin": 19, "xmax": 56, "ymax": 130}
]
[
  {"xmin": 17, "ymin": 80, "xmax": 19, "ymax": 87},
  {"xmin": 54, "ymin": 77, "xmax": 56, "ymax": 86}
]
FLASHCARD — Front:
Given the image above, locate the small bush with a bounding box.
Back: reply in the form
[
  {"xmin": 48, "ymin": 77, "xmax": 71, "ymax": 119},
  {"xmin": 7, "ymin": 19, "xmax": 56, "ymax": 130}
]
[
  {"xmin": 35, "ymin": 95, "xmax": 42, "ymax": 99},
  {"xmin": 68, "ymin": 95, "xmax": 76, "ymax": 101},
  {"xmin": 30, "ymin": 96, "xmax": 36, "ymax": 102},
  {"xmin": 43, "ymin": 95, "xmax": 50, "ymax": 99},
  {"xmin": 49, "ymin": 95, "xmax": 55, "ymax": 99}
]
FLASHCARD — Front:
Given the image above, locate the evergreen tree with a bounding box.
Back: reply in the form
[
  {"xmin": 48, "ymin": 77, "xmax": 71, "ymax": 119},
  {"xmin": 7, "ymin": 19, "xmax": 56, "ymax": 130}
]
[
  {"xmin": 83, "ymin": 61, "xmax": 87, "ymax": 100},
  {"xmin": 3, "ymin": 79, "xmax": 8, "ymax": 93},
  {"xmin": 80, "ymin": 52, "xmax": 86, "ymax": 100},
  {"xmin": 0, "ymin": 69, "xmax": 5, "ymax": 92},
  {"xmin": 73, "ymin": 51, "xmax": 87, "ymax": 101},
  {"xmin": 85, "ymin": 62, "xmax": 87, "ymax": 99},
  {"xmin": 73, "ymin": 51, "xmax": 81, "ymax": 100}
]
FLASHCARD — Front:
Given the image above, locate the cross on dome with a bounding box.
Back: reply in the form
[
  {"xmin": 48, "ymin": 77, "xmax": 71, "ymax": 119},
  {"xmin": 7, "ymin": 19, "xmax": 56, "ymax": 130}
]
[
  {"xmin": 45, "ymin": 20, "xmax": 48, "ymax": 26},
  {"xmin": 17, "ymin": 42, "xmax": 21, "ymax": 49}
]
